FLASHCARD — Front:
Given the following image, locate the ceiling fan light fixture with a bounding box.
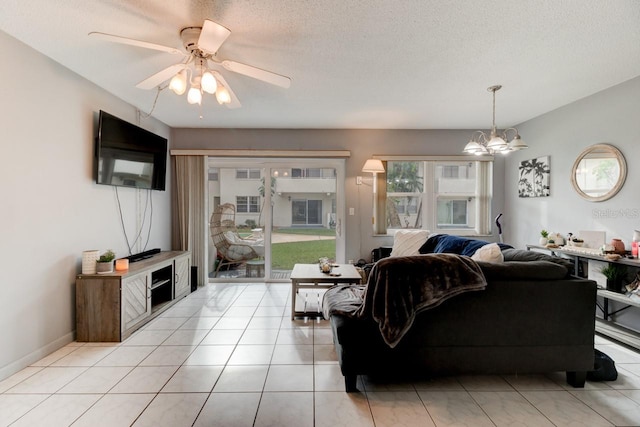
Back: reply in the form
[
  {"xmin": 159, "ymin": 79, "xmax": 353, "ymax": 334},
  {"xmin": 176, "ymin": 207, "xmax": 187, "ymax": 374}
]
[
  {"xmin": 169, "ymin": 69, "xmax": 188, "ymax": 95},
  {"xmin": 187, "ymin": 85, "xmax": 202, "ymax": 105},
  {"xmin": 201, "ymin": 70, "xmax": 217, "ymax": 94},
  {"xmin": 216, "ymin": 84, "xmax": 231, "ymax": 105}
]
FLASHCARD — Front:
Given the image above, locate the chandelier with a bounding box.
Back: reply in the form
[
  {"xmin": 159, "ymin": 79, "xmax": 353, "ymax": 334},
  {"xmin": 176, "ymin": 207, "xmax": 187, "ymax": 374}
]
[{"xmin": 463, "ymin": 85, "xmax": 528, "ymax": 155}]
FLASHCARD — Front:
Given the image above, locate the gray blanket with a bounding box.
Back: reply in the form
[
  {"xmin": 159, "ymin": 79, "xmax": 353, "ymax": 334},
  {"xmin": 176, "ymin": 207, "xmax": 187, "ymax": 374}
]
[{"xmin": 323, "ymin": 254, "xmax": 487, "ymax": 348}]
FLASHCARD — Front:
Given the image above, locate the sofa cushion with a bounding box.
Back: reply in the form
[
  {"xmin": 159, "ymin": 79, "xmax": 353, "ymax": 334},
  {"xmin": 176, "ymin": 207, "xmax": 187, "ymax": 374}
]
[
  {"xmin": 472, "ymin": 243, "xmax": 504, "ymax": 263},
  {"xmin": 502, "ymin": 248, "xmax": 574, "ymax": 274},
  {"xmin": 477, "ymin": 260, "xmax": 569, "ymax": 281},
  {"xmin": 419, "ymin": 234, "xmax": 513, "ymax": 256},
  {"xmin": 390, "ymin": 229, "xmax": 430, "ymax": 257}
]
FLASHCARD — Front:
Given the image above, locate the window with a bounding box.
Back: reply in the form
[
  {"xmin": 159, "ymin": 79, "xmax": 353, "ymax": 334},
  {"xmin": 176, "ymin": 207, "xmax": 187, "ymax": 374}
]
[
  {"xmin": 208, "ymin": 168, "xmax": 219, "ymax": 181},
  {"xmin": 236, "ymin": 169, "xmax": 261, "ymax": 179},
  {"xmin": 291, "ymin": 168, "xmax": 323, "ymax": 178},
  {"xmin": 374, "ymin": 159, "xmax": 492, "ymax": 236},
  {"xmin": 236, "ymin": 196, "xmax": 259, "ymax": 213}
]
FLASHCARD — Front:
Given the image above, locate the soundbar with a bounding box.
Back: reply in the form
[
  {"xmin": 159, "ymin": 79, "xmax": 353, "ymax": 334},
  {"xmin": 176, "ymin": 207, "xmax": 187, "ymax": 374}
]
[{"xmin": 126, "ymin": 248, "xmax": 161, "ymax": 263}]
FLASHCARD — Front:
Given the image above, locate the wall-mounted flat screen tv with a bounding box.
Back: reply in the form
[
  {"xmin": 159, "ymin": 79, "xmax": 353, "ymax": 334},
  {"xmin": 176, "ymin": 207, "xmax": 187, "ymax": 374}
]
[{"xmin": 95, "ymin": 110, "xmax": 168, "ymax": 191}]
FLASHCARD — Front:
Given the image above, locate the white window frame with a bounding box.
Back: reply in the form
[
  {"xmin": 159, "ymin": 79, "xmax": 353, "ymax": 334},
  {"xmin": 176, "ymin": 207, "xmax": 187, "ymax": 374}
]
[
  {"xmin": 236, "ymin": 196, "xmax": 259, "ymax": 213},
  {"xmin": 373, "ymin": 156, "xmax": 493, "ymax": 236},
  {"xmin": 236, "ymin": 168, "xmax": 261, "ymax": 179}
]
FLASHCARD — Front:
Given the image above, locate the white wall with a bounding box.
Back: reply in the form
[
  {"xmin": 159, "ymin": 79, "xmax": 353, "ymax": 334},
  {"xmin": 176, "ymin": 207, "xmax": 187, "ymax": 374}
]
[
  {"xmin": 0, "ymin": 31, "xmax": 172, "ymax": 379},
  {"xmin": 504, "ymin": 76, "xmax": 640, "ymax": 249}
]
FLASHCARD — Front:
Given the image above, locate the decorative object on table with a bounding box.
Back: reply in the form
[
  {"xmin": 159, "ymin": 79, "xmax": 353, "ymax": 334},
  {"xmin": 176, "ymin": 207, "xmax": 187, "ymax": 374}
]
[
  {"xmin": 96, "ymin": 250, "xmax": 116, "ymax": 274},
  {"xmin": 539, "ymin": 229, "xmax": 549, "ymax": 245},
  {"xmin": 580, "ymin": 230, "xmax": 606, "ymax": 251},
  {"xmin": 549, "ymin": 232, "xmax": 565, "ymax": 246},
  {"xmin": 81, "ymin": 250, "xmax": 100, "ymax": 274},
  {"xmin": 600, "ymin": 264, "xmax": 628, "ymax": 293},
  {"xmin": 115, "ymin": 258, "xmax": 129, "ymax": 271},
  {"xmin": 570, "ymin": 238, "xmax": 584, "ymax": 247},
  {"xmin": 610, "ymin": 238, "xmax": 626, "ymax": 255},
  {"xmin": 566, "ymin": 233, "xmax": 584, "ymax": 247},
  {"xmin": 318, "ymin": 257, "xmax": 333, "ymax": 273},
  {"xmin": 632, "ymin": 240, "xmax": 639, "ymax": 258},
  {"xmin": 518, "ymin": 155, "xmax": 550, "ymax": 198}
]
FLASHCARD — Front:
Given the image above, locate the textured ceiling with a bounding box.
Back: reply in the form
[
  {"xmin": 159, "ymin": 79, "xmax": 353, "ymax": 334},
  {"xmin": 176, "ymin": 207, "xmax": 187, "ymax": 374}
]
[{"xmin": 1, "ymin": 0, "xmax": 639, "ymax": 129}]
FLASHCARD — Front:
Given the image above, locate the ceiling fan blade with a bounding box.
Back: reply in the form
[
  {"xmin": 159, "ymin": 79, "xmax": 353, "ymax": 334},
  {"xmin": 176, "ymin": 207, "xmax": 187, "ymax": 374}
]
[
  {"xmin": 136, "ymin": 63, "xmax": 186, "ymax": 89},
  {"xmin": 221, "ymin": 60, "xmax": 291, "ymax": 88},
  {"xmin": 197, "ymin": 19, "xmax": 231, "ymax": 55},
  {"xmin": 89, "ymin": 32, "xmax": 183, "ymax": 55},
  {"xmin": 211, "ymin": 71, "xmax": 241, "ymax": 109}
]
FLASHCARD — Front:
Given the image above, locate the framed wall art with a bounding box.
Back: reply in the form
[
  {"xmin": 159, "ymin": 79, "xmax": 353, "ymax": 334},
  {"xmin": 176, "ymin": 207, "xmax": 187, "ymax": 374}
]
[{"xmin": 518, "ymin": 156, "xmax": 550, "ymax": 198}]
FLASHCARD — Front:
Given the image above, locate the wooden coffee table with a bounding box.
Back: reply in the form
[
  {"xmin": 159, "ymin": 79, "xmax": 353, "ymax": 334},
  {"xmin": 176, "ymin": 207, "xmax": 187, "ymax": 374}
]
[{"xmin": 290, "ymin": 263, "xmax": 362, "ymax": 319}]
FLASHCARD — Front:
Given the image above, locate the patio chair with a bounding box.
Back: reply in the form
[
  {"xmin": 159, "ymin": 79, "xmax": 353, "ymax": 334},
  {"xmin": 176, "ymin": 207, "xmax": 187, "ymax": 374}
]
[{"xmin": 210, "ymin": 203, "xmax": 264, "ymax": 277}]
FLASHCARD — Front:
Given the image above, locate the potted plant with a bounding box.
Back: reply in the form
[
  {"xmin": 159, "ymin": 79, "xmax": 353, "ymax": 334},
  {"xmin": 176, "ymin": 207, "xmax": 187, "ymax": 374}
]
[
  {"xmin": 600, "ymin": 264, "xmax": 628, "ymax": 293},
  {"xmin": 539, "ymin": 229, "xmax": 549, "ymax": 245},
  {"xmin": 96, "ymin": 250, "xmax": 116, "ymax": 274}
]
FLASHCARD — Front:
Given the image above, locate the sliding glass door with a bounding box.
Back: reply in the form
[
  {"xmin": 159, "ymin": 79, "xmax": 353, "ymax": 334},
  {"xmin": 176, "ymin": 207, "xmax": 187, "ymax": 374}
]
[{"xmin": 207, "ymin": 158, "xmax": 345, "ymax": 281}]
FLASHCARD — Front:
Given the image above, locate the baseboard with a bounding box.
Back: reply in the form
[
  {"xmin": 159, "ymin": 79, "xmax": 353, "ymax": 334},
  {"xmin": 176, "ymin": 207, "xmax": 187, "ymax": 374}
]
[{"xmin": 0, "ymin": 331, "xmax": 75, "ymax": 381}]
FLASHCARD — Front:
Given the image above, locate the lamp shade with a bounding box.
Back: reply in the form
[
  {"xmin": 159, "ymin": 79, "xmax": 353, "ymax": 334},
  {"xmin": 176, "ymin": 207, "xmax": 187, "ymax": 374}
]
[
  {"xmin": 508, "ymin": 134, "xmax": 528, "ymax": 151},
  {"xmin": 187, "ymin": 86, "xmax": 202, "ymax": 105},
  {"xmin": 169, "ymin": 70, "xmax": 187, "ymax": 95},
  {"xmin": 215, "ymin": 85, "xmax": 231, "ymax": 105},
  {"xmin": 201, "ymin": 71, "xmax": 218, "ymax": 94},
  {"xmin": 362, "ymin": 159, "xmax": 385, "ymax": 174}
]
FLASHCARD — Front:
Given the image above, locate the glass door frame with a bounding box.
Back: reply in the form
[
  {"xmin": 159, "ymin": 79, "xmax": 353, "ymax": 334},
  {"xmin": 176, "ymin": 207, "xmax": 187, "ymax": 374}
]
[{"xmin": 207, "ymin": 157, "xmax": 346, "ymax": 282}]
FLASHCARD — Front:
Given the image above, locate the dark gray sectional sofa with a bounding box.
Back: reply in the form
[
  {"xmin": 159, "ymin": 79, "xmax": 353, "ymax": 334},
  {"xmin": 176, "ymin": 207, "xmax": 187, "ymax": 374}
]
[{"xmin": 324, "ymin": 235, "xmax": 598, "ymax": 392}]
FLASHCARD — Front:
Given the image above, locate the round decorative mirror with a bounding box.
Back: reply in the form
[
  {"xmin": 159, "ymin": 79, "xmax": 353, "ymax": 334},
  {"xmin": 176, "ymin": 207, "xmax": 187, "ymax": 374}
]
[{"xmin": 571, "ymin": 143, "xmax": 626, "ymax": 202}]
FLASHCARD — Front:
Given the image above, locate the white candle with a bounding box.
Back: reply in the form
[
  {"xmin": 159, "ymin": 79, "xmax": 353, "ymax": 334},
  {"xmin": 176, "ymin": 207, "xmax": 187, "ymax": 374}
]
[{"xmin": 115, "ymin": 259, "xmax": 129, "ymax": 271}]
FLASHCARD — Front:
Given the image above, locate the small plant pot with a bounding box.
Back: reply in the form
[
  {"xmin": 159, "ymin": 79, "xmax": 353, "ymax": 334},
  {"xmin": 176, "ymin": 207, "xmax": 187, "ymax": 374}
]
[
  {"xmin": 96, "ymin": 261, "xmax": 114, "ymax": 274},
  {"xmin": 539, "ymin": 237, "xmax": 548, "ymax": 245}
]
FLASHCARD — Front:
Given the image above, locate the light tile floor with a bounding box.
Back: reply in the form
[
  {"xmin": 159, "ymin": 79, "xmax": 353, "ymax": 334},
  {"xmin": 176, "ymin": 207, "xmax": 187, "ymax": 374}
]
[{"xmin": 2, "ymin": 282, "xmax": 640, "ymax": 426}]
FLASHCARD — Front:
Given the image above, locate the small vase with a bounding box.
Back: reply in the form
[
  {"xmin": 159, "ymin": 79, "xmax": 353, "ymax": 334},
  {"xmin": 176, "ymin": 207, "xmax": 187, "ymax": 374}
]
[
  {"xmin": 610, "ymin": 239, "xmax": 625, "ymax": 254},
  {"xmin": 539, "ymin": 237, "xmax": 548, "ymax": 245},
  {"xmin": 96, "ymin": 260, "xmax": 114, "ymax": 274}
]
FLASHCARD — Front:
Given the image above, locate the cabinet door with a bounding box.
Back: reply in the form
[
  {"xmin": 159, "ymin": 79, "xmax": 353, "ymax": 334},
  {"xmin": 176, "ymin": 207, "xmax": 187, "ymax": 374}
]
[
  {"xmin": 174, "ymin": 255, "xmax": 191, "ymax": 298},
  {"xmin": 122, "ymin": 272, "xmax": 151, "ymax": 332}
]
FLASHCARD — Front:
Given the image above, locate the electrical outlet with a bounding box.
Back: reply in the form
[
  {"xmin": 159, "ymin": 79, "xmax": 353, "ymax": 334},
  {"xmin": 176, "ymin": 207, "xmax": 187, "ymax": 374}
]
[
  {"xmin": 356, "ymin": 176, "xmax": 363, "ymax": 185},
  {"xmin": 349, "ymin": 207, "xmax": 355, "ymax": 215}
]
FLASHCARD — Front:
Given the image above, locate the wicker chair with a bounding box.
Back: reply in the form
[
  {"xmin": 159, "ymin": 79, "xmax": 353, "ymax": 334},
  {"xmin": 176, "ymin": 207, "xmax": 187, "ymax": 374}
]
[{"xmin": 210, "ymin": 203, "xmax": 264, "ymax": 277}]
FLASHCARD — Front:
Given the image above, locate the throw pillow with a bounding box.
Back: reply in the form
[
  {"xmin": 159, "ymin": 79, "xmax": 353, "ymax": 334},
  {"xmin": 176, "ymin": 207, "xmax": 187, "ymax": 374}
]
[
  {"xmin": 419, "ymin": 234, "xmax": 513, "ymax": 256},
  {"xmin": 390, "ymin": 230, "xmax": 431, "ymax": 257},
  {"xmin": 471, "ymin": 243, "xmax": 504, "ymax": 263}
]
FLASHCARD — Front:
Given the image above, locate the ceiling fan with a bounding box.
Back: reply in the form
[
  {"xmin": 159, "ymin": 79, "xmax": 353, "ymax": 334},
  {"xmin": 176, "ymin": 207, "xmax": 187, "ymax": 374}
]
[{"xmin": 89, "ymin": 19, "xmax": 291, "ymax": 109}]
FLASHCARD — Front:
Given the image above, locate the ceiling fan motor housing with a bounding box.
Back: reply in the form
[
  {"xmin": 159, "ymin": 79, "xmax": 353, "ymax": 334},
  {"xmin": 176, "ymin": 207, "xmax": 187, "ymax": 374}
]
[{"xmin": 180, "ymin": 27, "xmax": 205, "ymax": 56}]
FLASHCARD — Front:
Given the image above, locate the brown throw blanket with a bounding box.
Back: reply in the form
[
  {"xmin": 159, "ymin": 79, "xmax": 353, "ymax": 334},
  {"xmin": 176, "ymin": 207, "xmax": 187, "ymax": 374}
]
[{"xmin": 323, "ymin": 254, "xmax": 487, "ymax": 348}]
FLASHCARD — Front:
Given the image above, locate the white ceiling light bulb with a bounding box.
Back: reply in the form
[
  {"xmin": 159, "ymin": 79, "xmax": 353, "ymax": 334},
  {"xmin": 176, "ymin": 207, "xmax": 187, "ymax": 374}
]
[
  {"xmin": 169, "ymin": 69, "xmax": 187, "ymax": 95},
  {"xmin": 187, "ymin": 85, "xmax": 202, "ymax": 105},
  {"xmin": 201, "ymin": 70, "xmax": 218, "ymax": 94},
  {"xmin": 216, "ymin": 84, "xmax": 231, "ymax": 105}
]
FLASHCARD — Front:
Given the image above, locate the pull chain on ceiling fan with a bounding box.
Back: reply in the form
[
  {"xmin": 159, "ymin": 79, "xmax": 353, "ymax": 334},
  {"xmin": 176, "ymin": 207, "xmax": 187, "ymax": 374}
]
[{"xmin": 89, "ymin": 19, "xmax": 291, "ymax": 110}]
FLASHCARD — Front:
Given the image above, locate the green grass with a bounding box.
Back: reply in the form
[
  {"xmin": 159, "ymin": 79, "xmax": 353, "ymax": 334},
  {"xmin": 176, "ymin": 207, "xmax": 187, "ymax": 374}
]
[
  {"xmin": 274, "ymin": 227, "xmax": 336, "ymax": 237},
  {"xmin": 271, "ymin": 239, "xmax": 336, "ymax": 270}
]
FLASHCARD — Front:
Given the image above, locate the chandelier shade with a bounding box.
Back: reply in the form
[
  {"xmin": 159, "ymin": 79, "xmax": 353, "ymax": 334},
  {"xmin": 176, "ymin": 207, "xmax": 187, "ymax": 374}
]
[{"xmin": 463, "ymin": 85, "xmax": 528, "ymax": 155}]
